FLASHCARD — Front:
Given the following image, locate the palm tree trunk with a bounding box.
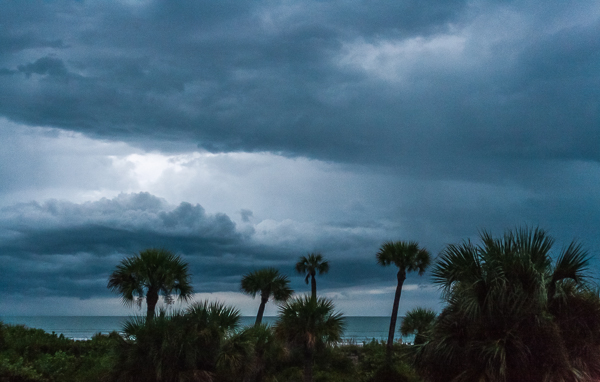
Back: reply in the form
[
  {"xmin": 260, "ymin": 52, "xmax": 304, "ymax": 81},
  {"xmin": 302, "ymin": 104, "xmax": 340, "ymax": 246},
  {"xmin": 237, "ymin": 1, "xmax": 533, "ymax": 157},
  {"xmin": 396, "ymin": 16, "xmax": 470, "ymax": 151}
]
[
  {"xmin": 386, "ymin": 270, "xmax": 406, "ymax": 359},
  {"xmin": 255, "ymin": 294, "xmax": 268, "ymax": 326},
  {"xmin": 146, "ymin": 288, "xmax": 159, "ymax": 320},
  {"xmin": 303, "ymin": 349, "xmax": 313, "ymax": 382},
  {"xmin": 311, "ymin": 274, "xmax": 317, "ymax": 300}
]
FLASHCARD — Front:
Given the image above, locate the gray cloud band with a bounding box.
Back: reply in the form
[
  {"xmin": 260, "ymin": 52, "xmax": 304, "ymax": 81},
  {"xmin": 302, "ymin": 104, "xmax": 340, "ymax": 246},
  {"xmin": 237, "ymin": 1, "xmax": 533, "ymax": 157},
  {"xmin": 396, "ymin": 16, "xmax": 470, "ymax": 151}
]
[
  {"xmin": 0, "ymin": 193, "xmax": 396, "ymax": 299},
  {"xmin": 0, "ymin": 1, "xmax": 597, "ymax": 176}
]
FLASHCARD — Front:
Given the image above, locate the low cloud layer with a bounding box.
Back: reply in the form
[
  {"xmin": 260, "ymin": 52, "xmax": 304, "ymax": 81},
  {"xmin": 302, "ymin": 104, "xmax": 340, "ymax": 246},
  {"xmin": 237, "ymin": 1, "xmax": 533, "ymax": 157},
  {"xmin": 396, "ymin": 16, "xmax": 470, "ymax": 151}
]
[
  {"xmin": 0, "ymin": 192, "xmax": 409, "ymax": 307},
  {"xmin": 0, "ymin": 194, "xmax": 239, "ymax": 297}
]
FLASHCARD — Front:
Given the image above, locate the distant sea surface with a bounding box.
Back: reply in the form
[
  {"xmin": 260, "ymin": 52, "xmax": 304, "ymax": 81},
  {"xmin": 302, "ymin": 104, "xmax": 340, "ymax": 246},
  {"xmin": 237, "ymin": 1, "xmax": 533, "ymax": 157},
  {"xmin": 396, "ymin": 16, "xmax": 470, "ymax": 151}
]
[{"xmin": 1, "ymin": 316, "xmax": 411, "ymax": 342}]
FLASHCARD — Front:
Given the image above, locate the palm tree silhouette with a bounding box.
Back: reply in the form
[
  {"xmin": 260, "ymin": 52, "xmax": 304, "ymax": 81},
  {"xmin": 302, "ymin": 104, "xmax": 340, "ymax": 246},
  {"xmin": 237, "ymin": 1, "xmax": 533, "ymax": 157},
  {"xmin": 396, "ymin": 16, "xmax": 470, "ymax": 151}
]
[
  {"xmin": 400, "ymin": 307, "xmax": 437, "ymax": 345},
  {"xmin": 419, "ymin": 227, "xmax": 600, "ymax": 382},
  {"xmin": 295, "ymin": 253, "xmax": 329, "ymax": 299},
  {"xmin": 241, "ymin": 268, "xmax": 293, "ymax": 326},
  {"xmin": 275, "ymin": 296, "xmax": 345, "ymax": 382},
  {"xmin": 107, "ymin": 248, "xmax": 193, "ymax": 320},
  {"xmin": 376, "ymin": 241, "xmax": 431, "ymax": 357},
  {"xmin": 226, "ymin": 323, "xmax": 284, "ymax": 382},
  {"xmin": 114, "ymin": 301, "xmax": 240, "ymax": 381}
]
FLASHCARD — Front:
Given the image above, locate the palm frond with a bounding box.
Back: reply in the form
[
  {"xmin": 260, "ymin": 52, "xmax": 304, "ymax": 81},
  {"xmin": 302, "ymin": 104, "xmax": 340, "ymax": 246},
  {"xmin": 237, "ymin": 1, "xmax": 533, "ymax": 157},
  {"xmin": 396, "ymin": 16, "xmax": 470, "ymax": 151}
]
[
  {"xmin": 275, "ymin": 296, "xmax": 345, "ymax": 351},
  {"xmin": 431, "ymin": 241, "xmax": 480, "ymax": 293},
  {"xmin": 552, "ymin": 241, "xmax": 590, "ymax": 285},
  {"xmin": 400, "ymin": 307, "xmax": 437, "ymax": 344}
]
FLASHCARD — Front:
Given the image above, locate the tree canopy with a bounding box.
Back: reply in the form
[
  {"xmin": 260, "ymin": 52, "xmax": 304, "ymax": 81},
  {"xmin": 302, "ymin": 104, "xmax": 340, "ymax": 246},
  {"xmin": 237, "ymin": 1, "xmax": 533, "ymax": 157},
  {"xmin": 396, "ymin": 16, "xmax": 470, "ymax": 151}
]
[
  {"xmin": 275, "ymin": 296, "xmax": 345, "ymax": 382},
  {"xmin": 418, "ymin": 227, "xmax": 600, "ymax": 382},
  {"xmin": 295, "ymin": 253, "xmax": 330, "ymax": 300},
  {"xmin": 241, "ymin": 268, "xmax": 293, "ymax": 326},
  {"xmin": 107, "ymin": 248, "xmax": 193, "ymax": 320}
]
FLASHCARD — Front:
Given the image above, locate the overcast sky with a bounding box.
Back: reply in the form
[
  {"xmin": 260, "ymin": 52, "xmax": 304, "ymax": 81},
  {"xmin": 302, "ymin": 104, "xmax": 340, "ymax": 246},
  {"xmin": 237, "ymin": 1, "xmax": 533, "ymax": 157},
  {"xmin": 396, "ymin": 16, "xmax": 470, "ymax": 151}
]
[{"xmin": 0, "ymin": 0, "xmax": 599, "ymax": 317}]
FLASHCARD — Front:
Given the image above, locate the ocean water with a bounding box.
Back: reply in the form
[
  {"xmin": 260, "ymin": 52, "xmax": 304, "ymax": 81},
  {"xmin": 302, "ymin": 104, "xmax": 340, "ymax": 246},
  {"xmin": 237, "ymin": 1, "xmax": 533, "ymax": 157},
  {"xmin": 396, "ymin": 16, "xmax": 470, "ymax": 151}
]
[{"xmin": 0, "ymin": 316, "xmax": 411, "ymax": 343}]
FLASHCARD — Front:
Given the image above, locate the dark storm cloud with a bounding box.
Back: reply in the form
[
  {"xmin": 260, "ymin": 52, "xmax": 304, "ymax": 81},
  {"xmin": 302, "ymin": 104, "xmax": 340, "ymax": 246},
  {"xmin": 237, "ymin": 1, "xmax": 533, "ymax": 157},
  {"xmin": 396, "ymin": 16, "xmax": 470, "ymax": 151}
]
[
  {"xmin": 0, "ymin": 192, "xmax": 391, "ymax": 299},
  {"xmin": 5, "ymin": 0, "xmax": 591, "ymax": 178},
  {"xmin": 0, "ymin": 193, "xmax": 244, "ymax": 298},
  {"xmin": 0, "ymin": 192, "xmax": 244, "ymax": 253},
  {"xmin": 0, "ymin": 32, "xmax": 64, "ymax": 55},
  {"xmin": 17, "ymin": 56, "xmax": 68, "ymax": 77}
]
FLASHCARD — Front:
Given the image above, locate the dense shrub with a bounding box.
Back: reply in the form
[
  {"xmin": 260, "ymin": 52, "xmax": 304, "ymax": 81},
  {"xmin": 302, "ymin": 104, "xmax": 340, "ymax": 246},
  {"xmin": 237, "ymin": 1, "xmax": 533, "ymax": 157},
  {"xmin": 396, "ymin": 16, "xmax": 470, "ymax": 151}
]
[
  {"xmin": 0, "ymin": 322, "xmax": 118, "ymax": 382},
  {"xmin": 0, "ymin": 319, "xmax": 424, "ymax": 382},
  {"xmin": 419, "ymin": 228, "xmax": 600, "ymax": 382},
  {"xmin": 112, "ymin": 301, "xmax": 241, "ymax": 382}
]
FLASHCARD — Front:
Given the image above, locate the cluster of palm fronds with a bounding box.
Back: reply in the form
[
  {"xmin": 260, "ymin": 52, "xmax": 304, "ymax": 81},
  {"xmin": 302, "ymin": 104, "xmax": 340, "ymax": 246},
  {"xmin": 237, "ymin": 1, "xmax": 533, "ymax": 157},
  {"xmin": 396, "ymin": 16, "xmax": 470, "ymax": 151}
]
[
  {"xmin": 409, "ymin": 227, "xmax": 600, "ymax": 382},
  {"xmin": 111, "ymin": 297, "xmax": 346, "ymax": 382},
  {"xmin": 107, "ymin": 248, "xmax": 194, "ymax": 320},
  {"xmin": 113, "ymin": 301, "xmax": 241, "ymax": 382}
]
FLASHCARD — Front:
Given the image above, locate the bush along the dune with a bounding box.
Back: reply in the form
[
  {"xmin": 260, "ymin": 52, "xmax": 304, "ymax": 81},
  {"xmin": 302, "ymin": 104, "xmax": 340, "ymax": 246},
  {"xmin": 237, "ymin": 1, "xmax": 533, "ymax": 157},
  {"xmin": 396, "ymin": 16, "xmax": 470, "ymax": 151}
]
[{"xmin": 0, "ymin": 322, "xmax": 119, "ymax": 382}]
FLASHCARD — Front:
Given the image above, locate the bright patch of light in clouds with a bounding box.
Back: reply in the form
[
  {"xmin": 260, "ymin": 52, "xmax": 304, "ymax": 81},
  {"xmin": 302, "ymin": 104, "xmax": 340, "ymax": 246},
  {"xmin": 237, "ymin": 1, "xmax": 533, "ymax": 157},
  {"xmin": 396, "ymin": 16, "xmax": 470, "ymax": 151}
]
[
  {"xmin": 4, "ymin": 121, "xmax": 385, "ymax": 224},
  {"xmin": 111, "ymin": 152, "xmax": 204, "ymax": 189},
  {"xmin": 0, "ymin": 119, "xmax": 133, "ymax": 206}
]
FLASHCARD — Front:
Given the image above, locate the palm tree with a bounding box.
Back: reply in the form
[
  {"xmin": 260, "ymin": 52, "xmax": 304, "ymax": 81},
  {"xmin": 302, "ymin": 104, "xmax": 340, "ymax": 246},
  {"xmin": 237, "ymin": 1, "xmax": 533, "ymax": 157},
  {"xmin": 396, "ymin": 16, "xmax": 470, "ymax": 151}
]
[
  {"xmin": 219, "ymin": 324, "xmax": 284, "ymax": 382},
  {"xmin": 400, "ymin": 307, "xmax": 437, "ymax": 345},
  {"xmin": 295, "ymin": 253, "xmax": 330, "ymax": 299},
  {"xmin": 107, "ymin": 248, "xmax": 193, "ymax": 320},
  {"xmin": 418, "ymin": 227, "xmax": 600, "ymax": 382},
  {"xmin": 241, "ymin": 268, "xmax": 293, "ymax": 326},
  {"xmin": 376, "ymin": 241, "xmax": 431, "ymax": 357},
  {"xmin": 114, "ymin": 301, "xmax": 241, "ymax": 382},
  {"xmin": 275, "ymin": 296, "xmax": 345, "ymax": 382}
]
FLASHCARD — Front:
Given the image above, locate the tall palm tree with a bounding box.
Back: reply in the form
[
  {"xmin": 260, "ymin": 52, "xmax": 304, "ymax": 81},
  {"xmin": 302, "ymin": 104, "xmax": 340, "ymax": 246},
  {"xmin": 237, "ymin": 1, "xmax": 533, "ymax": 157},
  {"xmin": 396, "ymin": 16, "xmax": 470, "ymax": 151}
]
[
  {"xmin": 418, "ymin": 227, "xmax": 600, "ymax": 382},
  {"xmin": 295, "ymin": 253, "xmax": 330, "ymax": 299},
  {"xmin": 275, "ymin": 296, "xmax": 345, "ymax": 382},
  {"xmin": 107, "ymin": 248, "xmax": 193, "ymax": 320},
  {"xmin": 241, "ymin": 268, "xmax": 293, "ymax": 326},
  {"xmin": 400, "ymin": 307, "xmax": 437, "ymax": 345},
  {"xmin": 376, "ymin": 241, "xmax": 431, "ymax": 357}
]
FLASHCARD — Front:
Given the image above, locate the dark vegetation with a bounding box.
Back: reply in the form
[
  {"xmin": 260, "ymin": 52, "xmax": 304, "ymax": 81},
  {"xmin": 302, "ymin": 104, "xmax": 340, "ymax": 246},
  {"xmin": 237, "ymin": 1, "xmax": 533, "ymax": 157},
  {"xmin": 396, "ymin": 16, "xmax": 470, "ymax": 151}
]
[
  {"xmin": 107, "ymin": 248, "xmax": 193, "ymax": 321},
  {"xmin": 416, "ymin": 228, "xmax": 600, "ymax": 381},
  {"xmin": 0, "ymin": 322, "xmax": 419, "ymax": 382},
  {"xmin": 0, "ymin": 323, "xmax": 118, "ymax": 382},
  {"xmin": 2, "ymin": 227, "xmax": 599, "ymax": 382}
]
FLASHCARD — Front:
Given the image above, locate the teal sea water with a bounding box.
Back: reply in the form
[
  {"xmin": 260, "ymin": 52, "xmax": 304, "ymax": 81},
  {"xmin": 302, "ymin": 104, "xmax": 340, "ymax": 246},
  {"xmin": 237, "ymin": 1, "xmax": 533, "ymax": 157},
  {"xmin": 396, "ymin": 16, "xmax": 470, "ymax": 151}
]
[{"xmin": 1, "ymin": 316, "xmax": 411, "ymax": 342}]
